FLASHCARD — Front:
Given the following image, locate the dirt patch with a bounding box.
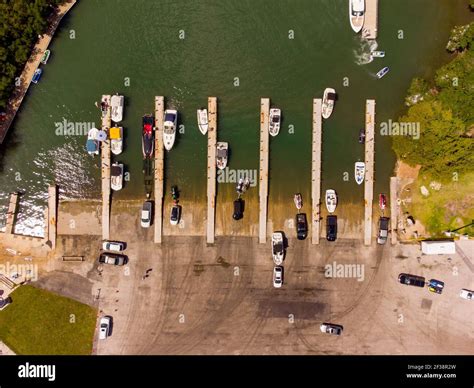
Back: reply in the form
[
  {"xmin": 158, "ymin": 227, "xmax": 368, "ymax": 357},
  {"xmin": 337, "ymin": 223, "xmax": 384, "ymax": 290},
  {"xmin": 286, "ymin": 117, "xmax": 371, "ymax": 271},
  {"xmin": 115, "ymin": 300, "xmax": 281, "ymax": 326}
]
[{"xmin": 395, "ymin": 161, "xmax": 421, "ymax": 180}]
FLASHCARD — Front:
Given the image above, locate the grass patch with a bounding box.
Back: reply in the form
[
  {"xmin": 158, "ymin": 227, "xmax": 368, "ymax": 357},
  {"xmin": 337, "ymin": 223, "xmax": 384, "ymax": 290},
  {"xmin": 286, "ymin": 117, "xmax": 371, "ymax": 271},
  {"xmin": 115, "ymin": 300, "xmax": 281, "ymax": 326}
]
[
  {"xmin": 408, "ymin": 172, "xmax": 474, "ymax": 236},
  {"xmin": 0, "ymin": 285, "xmax": 97, "ymax": 355}
]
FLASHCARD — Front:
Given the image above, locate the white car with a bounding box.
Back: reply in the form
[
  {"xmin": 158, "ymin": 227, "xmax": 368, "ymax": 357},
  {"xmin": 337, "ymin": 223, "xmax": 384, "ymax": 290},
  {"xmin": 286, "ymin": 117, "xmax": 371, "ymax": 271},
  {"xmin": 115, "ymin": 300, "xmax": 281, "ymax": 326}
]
[
  {"xmin": 272, "ymin": 232, "xmax": 285, "ymax": 265},
  {"xmin": 102, "ymin": 240, "xmax": 125, "ymax": 252},
  {"xmin": 460, "ymin": 289, "xmax": 473, "ymax": 300},
  {"xmin": 141, "ymin": 201, "xmax": 153, "ymax": 228},
  {"xmin": 320, "ymin": 323, "xmax": 343, "ymax": 336},
  {"xmin": 99, "ymin": 316, "xmax": 112, "ymax": 340},
  {"xmin": 273, "ymin": 266, "xmax": 283, "ymax": 288}
]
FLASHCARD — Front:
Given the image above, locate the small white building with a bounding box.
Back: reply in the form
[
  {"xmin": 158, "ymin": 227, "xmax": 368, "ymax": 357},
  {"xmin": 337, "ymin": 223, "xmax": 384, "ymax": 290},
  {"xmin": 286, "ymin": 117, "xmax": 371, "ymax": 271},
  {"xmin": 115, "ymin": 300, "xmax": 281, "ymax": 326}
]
[{"xmin": 421, "ymin": 240, "xmax": 456, "ymax": 255}]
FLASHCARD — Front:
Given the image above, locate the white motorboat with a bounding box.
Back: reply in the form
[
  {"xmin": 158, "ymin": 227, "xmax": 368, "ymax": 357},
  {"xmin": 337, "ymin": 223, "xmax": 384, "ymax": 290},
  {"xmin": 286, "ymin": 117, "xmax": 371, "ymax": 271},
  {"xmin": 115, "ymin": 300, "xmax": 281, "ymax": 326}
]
[
  {"xmin": 355, "ymin": 162, "xmax": 365, "ymax": 185},
  {"xmin": 371, "ymin": 51, "xmax": 385, "ymax": 58},
  {"xmin": 269, "ymin": 108, "xmax": 281, "ymax": 136},
  {"xmin": 325, "ymin": 189, "xmax": 338, "ymax": 214},
  {"xmin": 376, "ymin": 67, "xmax": 390, "ymax": 79},
  {"xmin": 197, "ymin": 108, "xmax": 208, "ymax": 135},
  {"xmin": 322, "ymin": 88, "xmax": 336, "ymax": 119},
  {"xmin": 349, "ymin": 0, "xmax": 365, "ymax": 33},
  {"xmin": 111, "ymin": 163, "xmax": 124, "ymax": 191},
  {"xmin": 216, "ymin": 142, "xmax": 228, "ymax": 170},
  {"xmin": 86, "ymin": 127, "xmax": 100, "ymax": 155},
  {"xmin": 236, "ymin": 178, "xmax": 244, "ymax": 195},
  {"xmin": 163, "ymin": 109, "xmax": 177, "ymax": 151},
  {"xmin": 111, "ymin": 94, "xmax": 124, "ymax": 123},
  {"xmin": 110, "ymin": 126, "xmax": 123, "ymax": 155},
  {"xmin": 294, "ymin": 193, "xmax": 303, "ymax": 210}
]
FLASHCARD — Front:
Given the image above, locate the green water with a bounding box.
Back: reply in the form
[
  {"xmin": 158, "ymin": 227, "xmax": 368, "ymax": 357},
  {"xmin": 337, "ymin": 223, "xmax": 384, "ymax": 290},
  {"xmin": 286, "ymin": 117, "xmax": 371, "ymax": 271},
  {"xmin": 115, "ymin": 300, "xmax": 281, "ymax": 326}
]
[{"xmin": 0, "ymin": 0, "xmax": 469, "ymax": 235}]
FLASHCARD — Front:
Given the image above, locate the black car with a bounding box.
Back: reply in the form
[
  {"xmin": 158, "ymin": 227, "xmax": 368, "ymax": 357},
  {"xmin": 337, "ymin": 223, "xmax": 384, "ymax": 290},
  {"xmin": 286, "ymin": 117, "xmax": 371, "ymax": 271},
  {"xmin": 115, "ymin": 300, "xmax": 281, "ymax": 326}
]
[
  {"xmin": 233, "ymin": 198, "xmax": 243, "ymax": 220},
  {"xmin": 398, "ymin": 273, "xmax": 426, "ymax": 288},
  {"xmin": 326, "ymin": 215, "xmax": 337, "ymax": 241},
  {"xmin": 170, "ymin": 204, "xmax": 181, "ymax": 225},
  {"xmin": 296, "ymin": 213, "xmax": 308, "ymax": 240}
]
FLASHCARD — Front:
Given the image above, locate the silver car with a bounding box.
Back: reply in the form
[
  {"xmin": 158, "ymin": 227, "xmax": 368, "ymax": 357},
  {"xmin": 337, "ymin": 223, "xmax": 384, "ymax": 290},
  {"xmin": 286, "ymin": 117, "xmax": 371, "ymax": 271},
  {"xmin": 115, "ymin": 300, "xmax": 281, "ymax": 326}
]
[
  {"xmin": 320, "ymin": 322, "xmax": 343, "ymax": 336},
  {"xmin": 99, "ymin": 316, "xmax": 112, "ymax": 340},
  {"xmin": 273, "ymin": 266, "xmax": 283, "ymax": 288},
  {"xmin": 102, "ymin": 240, "xmax": 125, "ymax": 252}
]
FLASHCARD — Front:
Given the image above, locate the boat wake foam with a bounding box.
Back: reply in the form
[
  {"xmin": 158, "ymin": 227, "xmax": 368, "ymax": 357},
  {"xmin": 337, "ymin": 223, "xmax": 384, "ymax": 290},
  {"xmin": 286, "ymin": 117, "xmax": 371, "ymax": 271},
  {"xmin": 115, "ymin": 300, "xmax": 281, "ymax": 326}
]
[{"xmin": 353, "ymin": 36, "xmax": 378, "ymax": 66}]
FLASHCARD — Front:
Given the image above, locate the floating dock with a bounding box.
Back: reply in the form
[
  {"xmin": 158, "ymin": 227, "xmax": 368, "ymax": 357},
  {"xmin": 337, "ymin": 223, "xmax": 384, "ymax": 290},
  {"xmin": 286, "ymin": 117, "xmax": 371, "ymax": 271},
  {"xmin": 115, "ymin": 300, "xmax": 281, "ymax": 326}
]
[
  {"xmin": 154, "ymin": 96, "xmax": 164, "ymax": 244},
  {"xmin": 363, "ymin": 0, "xmax": 378, "ymax": 40},
  {"xmin": 101, "ymin": 95, "xmax": 111, "ymax": 241},
  {"xmin": 390, "ymin": 177, "xmax": 398, "ymax": 245},
  {"xmin": 259, "ymin": 98, "xmax": 270, "ymax": 244},
  {"xmin": 364, "ymin": 99, "xmax": 376, "ymax": 246},
  {"xmin": 5, "ymin": 192, "xmax": 19, "ymax": 235},
  {"xmin": 312, "ymin": 99, "xmax": 322, "ymax": 245},
  {"xmin": 207, "ymin": 97, "xmax": 217, "ymax": 244},
  {"xmin": 47, "ymin": 185, "xmax": 57, "ymax": 249}
]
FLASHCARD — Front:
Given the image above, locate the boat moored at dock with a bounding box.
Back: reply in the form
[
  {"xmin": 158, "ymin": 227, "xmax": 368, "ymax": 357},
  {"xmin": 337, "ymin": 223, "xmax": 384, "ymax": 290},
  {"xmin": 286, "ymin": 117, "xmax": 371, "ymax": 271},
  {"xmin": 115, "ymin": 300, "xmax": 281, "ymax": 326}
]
[
  {"xmin": 163, "ymin": 109, "xmax": 177, "ymax": 151},
  {"xmin": 41, "ymin": 49, "xmax": 51, "ymax": 64},
  {"xmin": 349, "ymin": 0, "xmax": 365, "ymax": 33},
  {"xmin": 355, "ymin": 161, "xmax": 365, "ymax": 185},
  {"xmin": 111, "ymin": 94, "xmax": 124, "ymax": 123},
  {"xmin": 322, "ymin": 88, "xmax": 336, "ymax": 119},
  {"xmin": 86, "ymin": 127, "xmax": 100, "ymax": 155},
  {"xmin": 325, "ymin": 189, "xmax": 338, "ymax": 213},
  {"xmin": 379, "ymin": 193, "xmax": 387, "ymax": 210},
  {"xmin": 294, "ymin": 193, "xmax": 303, "ymax": 210},
  {"xmin": 110, "ymin": 126, "xmax": 123, "ymax": 155},
  {"xmin": 111, "ymin": 162, "xmax": 124, "ymax": 191},
  {"xmin": 216, "ymin": 142, "xmax": 228, "ymax": 170},
  {"xmin": 197, "ymin": 108, "xmax": 208, "ymax": 135},
  {"xmin": 32, "ymin": 68, "xmax": 42, "ymax": 84},
  {"xmin": 358, "ymin": 128, "xmax": 366, "ymax": 143},
  {"xmin": 269, "ymin": 108, "xmax": 281, "ymax": 136},
  {"xmin": 142, "ymin": 114, "xmax": 154, "ymax": 159}
]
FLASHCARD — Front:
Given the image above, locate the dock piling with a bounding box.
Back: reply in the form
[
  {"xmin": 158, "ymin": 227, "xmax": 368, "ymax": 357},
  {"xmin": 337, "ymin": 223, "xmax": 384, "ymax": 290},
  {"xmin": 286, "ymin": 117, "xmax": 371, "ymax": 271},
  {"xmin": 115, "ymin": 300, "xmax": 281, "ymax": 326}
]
[
  {"xmin": 311, "ymin": 99, "xmax": 322, "ymax": 245},
  {"xmin": 154, "ymin": 96, "xmax": 164, "ymax": 244},
  {"xmin": 364, "ymin": 99, "xmax": 376, "ymax": 246},
  {"xmin": 259, "ymin": 98, "xmax": 270, "ymax": 244},
  {"xmin": 207, "ymin": 97, "xmax": 217, "ymax": 244}
]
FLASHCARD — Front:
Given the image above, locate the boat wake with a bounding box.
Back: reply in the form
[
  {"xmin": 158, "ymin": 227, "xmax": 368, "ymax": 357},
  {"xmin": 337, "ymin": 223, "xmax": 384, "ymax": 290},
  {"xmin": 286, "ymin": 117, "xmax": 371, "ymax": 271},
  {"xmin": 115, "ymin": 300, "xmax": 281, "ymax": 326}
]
[{"xmin": 353, "ymin": 36, "xmax": 378, "ymax": 65}]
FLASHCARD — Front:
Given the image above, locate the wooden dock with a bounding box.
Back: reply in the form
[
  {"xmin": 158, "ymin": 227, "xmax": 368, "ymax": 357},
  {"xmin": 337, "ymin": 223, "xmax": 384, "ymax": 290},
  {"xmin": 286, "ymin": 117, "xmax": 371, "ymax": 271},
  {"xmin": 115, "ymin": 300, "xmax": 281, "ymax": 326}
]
[
  {"xmin": 259, "ymin": 98, "xmax": 270, "ymax": 244},
  {"xmin": 47, "ymin": 185, "xmax": 57, "ymax": 249},
  {"xmin": 154, "ymin": 96, "xmax": 164, "ymax": 244},
  {"xmin": 5, "ymin": 192, "xmax": 19, "ymax": 235},
  {"xmin": 101, "ymin": 95, "xmax": 111, "ymax": 241},
  {"xmin": 312, "ymin": 99, "xmax": 322, "ymax": 245},
  {"xmin": 207, "ymin": 97, "xmax": 217, "ymax": 244},
  {"xmin": 390, "ymin": 177, "xmax": 398, "ymax": 245},
  {"xmin": 364, "ymin": 99, "xmax": 376, "ymax": 246},
  {"xmin": 363, "ymin": 0, "xmax": 378, "ymax": 40}
]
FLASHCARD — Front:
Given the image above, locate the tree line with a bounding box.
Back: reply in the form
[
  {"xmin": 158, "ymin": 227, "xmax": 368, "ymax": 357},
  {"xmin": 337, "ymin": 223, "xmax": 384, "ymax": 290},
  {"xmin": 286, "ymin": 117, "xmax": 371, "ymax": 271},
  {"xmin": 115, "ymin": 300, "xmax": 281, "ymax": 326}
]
[
  {"xmin": 0, "ymin": 0, "xmax": 65, "ymax": 110},
  {"xmin": 393, "ymin": 12, "xmax": 474, "ymax": 180}
]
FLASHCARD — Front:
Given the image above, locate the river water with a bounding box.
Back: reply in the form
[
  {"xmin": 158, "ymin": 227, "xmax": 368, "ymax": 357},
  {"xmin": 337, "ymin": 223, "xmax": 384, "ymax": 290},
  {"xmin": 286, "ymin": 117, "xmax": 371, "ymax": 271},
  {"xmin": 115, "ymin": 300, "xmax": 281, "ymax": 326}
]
[{"xmin": 0, "ymin": 0, "xmax": 469, "ymax": 236}]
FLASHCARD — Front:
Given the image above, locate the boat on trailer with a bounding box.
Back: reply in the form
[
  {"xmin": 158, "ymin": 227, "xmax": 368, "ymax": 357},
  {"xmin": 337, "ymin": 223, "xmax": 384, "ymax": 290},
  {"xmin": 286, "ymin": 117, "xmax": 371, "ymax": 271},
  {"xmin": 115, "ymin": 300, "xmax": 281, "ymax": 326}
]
[{"xmin": 325, "ymin": 190, "xmax": 338, "ymax": 214}]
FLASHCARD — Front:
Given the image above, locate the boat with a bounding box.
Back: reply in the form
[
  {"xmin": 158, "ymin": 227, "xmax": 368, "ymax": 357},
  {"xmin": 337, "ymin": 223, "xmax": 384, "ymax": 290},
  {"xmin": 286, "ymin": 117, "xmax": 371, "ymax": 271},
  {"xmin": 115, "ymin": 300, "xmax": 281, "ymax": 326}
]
[
  {"xmin": 236, "ymin": 178, "xmax": 244, "ymax": 195},
  {"xmin": 349, "ymin": 0, "xmax": 365, "ymax": 33},
  {"xmin": 100, "ymin": 95, "xmax": 109, "ymax": 117},
  {"xmin": 31, "ymin": 68, "xmax": 42, "ymax": 84},
  {"xmin": 163, "ymin": 109, "xmax": 177, "ymax": 151},
  {"xmin": 269, "ymin": 108, "xmax": 281, "ymax": 136},
  {"xmin": 111, "ymin": 163, "xmax": 124, "ymax": 191},
  {"xmin": 86, "ymin": 127, "xmax": 100, "ymax": 155},
  {"xmin": 111, "ymin": 94, "xmax": 124, "ymax": 123},
  {"xmin": 272, "ymin": 232, "xmax": 285, "ymax": 266},
  {"xmin": 40, "ymin": 49, "xmax": 51, "ymax": 64},
  {"xmin": 142, "ymin": 114, "xmax": 154, "ymax": 159},
  {"xmin": 376, "ymin": 67, "xmax": 390, "ymax": 79},
  {"xmin": 371, "ymin": 51, "xmax": 385, "ymax": 58},
  {"xmin": 294, "ymin": 193, "xmax": 303, "ymax": 210},
  {"xmin": 325, "ymin": 190, "xmax": 338, "ymax": 213},
  {"xmin": 216, "ymin": 142, "xmax": 228, "ymax": 170},
  {"xmin": 321, "ymin": 88, "xmax": 336, "ymax": 119},
  {"xmin": 110, "ymin": 126, "xmax": 123, "ymax": 155},
  {"xmin": 197, "ymin": 108, "xmax": 208, "ymax": 135},
  {"xmin": 358, "ymin": 128, "xmax": 366, "ymax": 143},
  {"xmin": 355, "ymin": 162, "xmax": 365, "ymax": 185},
  {"xmin": 379, "ymin": 193, "xmax": 387, "ymax": 210}
]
